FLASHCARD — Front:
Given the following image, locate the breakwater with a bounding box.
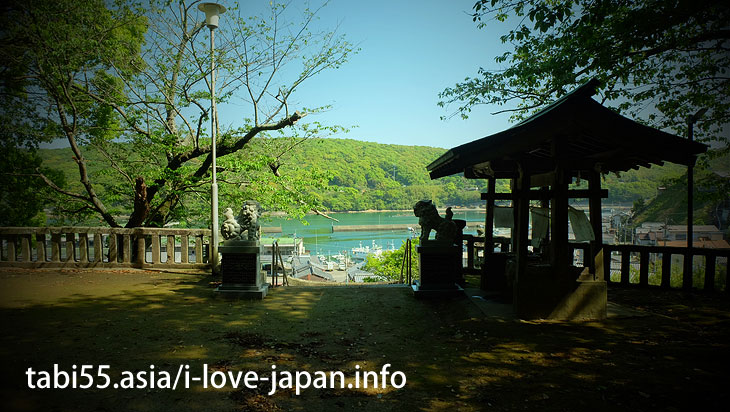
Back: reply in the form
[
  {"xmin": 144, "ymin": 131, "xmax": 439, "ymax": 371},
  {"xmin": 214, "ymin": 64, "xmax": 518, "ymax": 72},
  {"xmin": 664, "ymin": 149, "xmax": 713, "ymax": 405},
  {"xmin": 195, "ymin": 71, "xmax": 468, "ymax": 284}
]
[{"xmin": 332, "ymin": 221, "xmax": 482, "ymax": 232}]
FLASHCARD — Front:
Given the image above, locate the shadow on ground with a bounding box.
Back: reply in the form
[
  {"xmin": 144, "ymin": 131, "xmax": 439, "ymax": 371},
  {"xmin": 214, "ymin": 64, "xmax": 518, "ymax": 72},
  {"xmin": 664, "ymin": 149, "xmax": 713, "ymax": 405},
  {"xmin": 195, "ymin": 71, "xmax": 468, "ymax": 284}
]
[{"xmin": 1, "ymin": 268, "xmax": 729, "ymax": 411}]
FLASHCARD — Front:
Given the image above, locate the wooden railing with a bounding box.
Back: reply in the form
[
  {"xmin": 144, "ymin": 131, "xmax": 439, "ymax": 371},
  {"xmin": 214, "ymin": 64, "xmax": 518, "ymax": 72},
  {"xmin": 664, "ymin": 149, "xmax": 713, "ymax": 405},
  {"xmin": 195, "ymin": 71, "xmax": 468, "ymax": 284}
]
[
  {"xmin": 464, "ymin": 238, "xmax": 728, "ymax": 293},
  {"xmin": 569, "ymin": 243, "xmax": 729, "ymax": 292},
  {"xmin": 463, "ymin": 234, "xmax": 511, "ymax": 275},
  {"xmin": 0, "ymin": 227, "xmax": 212, "ymax": 269}
]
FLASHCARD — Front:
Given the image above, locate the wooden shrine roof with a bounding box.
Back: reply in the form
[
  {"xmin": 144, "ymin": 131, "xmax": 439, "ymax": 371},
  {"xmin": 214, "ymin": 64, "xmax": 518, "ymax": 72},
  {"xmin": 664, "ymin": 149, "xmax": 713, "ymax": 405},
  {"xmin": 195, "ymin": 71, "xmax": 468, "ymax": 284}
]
[{"xmin": 427, "ymin": 79, "xmax": 708, "ymax": 179}]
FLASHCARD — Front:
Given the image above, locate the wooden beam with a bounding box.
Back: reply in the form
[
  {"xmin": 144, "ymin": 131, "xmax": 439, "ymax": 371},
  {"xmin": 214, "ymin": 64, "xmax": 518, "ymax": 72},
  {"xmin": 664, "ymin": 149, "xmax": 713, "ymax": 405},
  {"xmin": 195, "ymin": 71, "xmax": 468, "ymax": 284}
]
[
  {"xmin": 530, "ymin": 171, "xmax": 555, "ymax": 188},
  {"xmin": 465, "ymin": 167, "xmax": 517, "ymax": 179},
  {"xmin": 481, "ymin": 188, "xmax": 608, "ymax": 201}
]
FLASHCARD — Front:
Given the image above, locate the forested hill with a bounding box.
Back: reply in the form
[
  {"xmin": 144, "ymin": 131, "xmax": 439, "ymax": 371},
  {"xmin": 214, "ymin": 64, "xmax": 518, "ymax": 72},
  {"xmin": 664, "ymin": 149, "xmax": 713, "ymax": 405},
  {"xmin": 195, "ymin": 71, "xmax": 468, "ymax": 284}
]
[
  {"xmin": 39, "ymin": 138, "xmax": 685, "ymax": 213},
  {"xmin": 280, "ymin": 138, "xmax": 687, "ymax": 210},
  {"xmin": 281, "ymin": 139, "xmax": 482, "ymax": 210}
]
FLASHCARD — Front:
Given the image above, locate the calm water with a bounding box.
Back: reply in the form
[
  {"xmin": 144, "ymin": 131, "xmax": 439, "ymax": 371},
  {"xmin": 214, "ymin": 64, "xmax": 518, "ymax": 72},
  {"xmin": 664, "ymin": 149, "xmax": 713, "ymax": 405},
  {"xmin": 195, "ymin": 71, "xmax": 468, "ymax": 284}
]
[{"xmin": 263, "ymin": 210, "xmax": 486, "ymax": 256}]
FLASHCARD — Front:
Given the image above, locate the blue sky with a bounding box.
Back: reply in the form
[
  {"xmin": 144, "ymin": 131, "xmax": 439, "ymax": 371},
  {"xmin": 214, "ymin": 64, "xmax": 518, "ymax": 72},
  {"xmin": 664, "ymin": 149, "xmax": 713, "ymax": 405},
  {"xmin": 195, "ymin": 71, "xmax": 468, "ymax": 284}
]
[{"xmin": 266, "ymin": 0, "xmax": 514, "ymax": 149}]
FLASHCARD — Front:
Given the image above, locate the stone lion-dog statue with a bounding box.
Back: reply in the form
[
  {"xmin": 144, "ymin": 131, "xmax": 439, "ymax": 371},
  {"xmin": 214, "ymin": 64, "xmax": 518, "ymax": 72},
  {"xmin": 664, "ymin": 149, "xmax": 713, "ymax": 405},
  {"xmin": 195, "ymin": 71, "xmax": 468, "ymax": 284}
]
[
  {"xmin": 413, "ymin": 200, "xmax": 458, "ymax": 244},
  {"xmin": 221, "ymin": 200, "xmax": 261, "ymax": 241}
]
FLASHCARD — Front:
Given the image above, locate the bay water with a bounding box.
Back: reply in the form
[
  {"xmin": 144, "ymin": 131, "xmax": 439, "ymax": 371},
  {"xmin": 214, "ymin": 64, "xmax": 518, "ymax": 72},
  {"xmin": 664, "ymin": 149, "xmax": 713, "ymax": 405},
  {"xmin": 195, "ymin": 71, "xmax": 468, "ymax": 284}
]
[{"xmin": 263, "ymin": 210, "xmax": 486, "ymax": 257}]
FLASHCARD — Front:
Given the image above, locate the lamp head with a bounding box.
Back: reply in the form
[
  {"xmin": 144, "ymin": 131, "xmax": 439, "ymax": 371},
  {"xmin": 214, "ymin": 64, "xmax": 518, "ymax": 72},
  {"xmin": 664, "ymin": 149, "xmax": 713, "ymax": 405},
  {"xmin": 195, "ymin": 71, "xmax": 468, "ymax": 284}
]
[
  {"xmin": 198, "ymin": 2, "xmax": 226, "ymax": 29},
  {"xmin": 689, "ymin": 108, "xmax": 708, "ymax": 124}
]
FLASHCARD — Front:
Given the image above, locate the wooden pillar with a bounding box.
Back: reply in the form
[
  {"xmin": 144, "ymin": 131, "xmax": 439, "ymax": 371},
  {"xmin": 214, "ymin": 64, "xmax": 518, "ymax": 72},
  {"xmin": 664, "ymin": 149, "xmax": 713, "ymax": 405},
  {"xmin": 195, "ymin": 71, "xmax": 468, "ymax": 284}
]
[
  {"xmin": 587, "ymin": 170, "xmax": 603, "ymax": 278},
  {"xmin": 550, "ymin": 139, "xmax": 570, "ymax": 276},
  {"xmin": 639, "ymin": 251, "xmax": 649, "ymax": 286},
  {"xmin": 550, "ymin": 172, "xmax": 569, "ymax": 272},
  {"xmin": 514, "ymin": 165, "xmax": 531, "ymax": 284}
]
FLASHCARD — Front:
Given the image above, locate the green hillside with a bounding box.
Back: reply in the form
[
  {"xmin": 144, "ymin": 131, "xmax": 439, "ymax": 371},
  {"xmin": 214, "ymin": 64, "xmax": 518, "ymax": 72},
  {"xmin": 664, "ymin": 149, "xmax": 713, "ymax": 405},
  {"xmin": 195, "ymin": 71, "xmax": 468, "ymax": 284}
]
[
  {"xmin": 279, "ymin": 138, "xmax": 690, "ymax": 210},
  {"xmin": 280, "ymin": 139, "xmax": 483, "ymax": 211},
  {"xmin": 38, "ymin": 138, "xmax": 691, "ymax": 219},
  {"xmin": 633, "ymin": 155, "xmax": 730, "ymax": 230}
]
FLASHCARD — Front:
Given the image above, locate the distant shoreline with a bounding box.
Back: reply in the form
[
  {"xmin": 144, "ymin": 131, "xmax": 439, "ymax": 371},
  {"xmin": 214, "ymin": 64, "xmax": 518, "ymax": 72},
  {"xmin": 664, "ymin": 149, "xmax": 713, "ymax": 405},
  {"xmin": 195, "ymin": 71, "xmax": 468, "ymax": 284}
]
[
  {"xmin": 263, "ymin": 204, "xmax": 633, "ymax": 218},
  {"xmin": 263, "ymin": 207, "xmax": 485, "ymax": 217}
]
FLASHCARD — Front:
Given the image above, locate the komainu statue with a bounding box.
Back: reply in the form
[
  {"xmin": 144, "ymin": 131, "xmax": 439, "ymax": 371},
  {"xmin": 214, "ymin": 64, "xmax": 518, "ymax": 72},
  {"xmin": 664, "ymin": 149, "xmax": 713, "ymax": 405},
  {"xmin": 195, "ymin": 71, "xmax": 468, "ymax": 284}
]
[
  {"xmin": 413, "ymin": 200, "xmax": 458, "ymax": 244},
  {"xmin": 221, "ymin": 201, "xmax": 261, "ymax": 241},
  {"xmin": 221, "ymin": 208, "xmax": 241, "ymax": 240}
]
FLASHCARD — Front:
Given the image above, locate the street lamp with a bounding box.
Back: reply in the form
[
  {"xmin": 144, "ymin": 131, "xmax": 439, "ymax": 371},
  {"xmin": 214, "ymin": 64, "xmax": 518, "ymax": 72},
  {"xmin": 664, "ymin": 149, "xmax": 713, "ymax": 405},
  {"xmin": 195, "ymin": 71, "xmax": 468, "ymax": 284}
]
[
  {"xmin": 687, "ymin": 108, "xmax": 707, "ymax": 248},
  {"xmin": 685, "ymin": 107, "xmax": 706, "ymax": 285},
  {"xmin": 198, "ymin": 2, "xmax": 226, "ymax": 273}
]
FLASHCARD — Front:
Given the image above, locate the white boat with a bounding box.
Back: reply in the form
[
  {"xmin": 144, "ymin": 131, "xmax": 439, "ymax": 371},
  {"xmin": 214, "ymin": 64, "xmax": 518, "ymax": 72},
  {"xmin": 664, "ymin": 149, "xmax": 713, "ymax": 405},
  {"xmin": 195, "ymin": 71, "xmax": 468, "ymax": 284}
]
[{"xmin": 351, "ymin": 240, "xmax": 383, "ymax": 260}]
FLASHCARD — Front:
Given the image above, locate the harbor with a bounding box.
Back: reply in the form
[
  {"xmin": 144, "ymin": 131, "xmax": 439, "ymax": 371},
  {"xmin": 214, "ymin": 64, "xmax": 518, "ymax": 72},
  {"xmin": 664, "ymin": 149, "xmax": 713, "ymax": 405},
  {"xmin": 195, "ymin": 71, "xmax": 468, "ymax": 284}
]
[
  {"xmin": 257, "ymin": 206, "xmax": 636, "ymax": 284},
  {"xmin": 260, "ymin": 235, "xmax": 399, "ymax": 284}
]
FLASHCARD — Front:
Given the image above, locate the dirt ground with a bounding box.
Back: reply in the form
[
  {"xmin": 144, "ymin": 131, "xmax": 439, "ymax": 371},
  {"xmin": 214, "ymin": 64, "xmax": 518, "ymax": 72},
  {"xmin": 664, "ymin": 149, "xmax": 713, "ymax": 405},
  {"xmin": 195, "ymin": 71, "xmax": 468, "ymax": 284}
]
[{"xmin": 1, "ymin": 268, "xmax": 729, "ymax": 411}]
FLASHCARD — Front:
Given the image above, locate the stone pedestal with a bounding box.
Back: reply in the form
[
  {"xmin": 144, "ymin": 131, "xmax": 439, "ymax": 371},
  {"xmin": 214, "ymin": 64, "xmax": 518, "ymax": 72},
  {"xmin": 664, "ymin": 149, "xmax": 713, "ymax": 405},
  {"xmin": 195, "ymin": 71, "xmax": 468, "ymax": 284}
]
[
  {"xmin": 215, "ymin": 240, "xmax": 268, "ymax": 299},
  {"xmin": 412, "ymin": 242, "xmax": 464, "ymax": 298},
  {"xmin": 513, "ymin": 265, "xmax": 606, "ymax": 320}
]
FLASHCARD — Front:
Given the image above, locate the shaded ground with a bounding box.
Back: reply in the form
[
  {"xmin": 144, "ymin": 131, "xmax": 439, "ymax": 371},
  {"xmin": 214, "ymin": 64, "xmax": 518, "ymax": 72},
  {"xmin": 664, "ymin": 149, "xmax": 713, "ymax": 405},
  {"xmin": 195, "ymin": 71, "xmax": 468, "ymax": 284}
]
[{"xmin": 1, "ymin": 268, "xmax": 729, "ymax": 411}]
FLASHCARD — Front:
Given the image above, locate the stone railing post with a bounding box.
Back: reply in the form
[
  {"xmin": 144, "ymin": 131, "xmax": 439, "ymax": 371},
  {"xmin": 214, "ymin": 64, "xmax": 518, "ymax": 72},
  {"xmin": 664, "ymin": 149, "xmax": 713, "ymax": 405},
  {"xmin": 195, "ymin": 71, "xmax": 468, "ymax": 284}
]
[{"xmin": 1, "ymin": 226, "xmax": 210, "ymax": 269}]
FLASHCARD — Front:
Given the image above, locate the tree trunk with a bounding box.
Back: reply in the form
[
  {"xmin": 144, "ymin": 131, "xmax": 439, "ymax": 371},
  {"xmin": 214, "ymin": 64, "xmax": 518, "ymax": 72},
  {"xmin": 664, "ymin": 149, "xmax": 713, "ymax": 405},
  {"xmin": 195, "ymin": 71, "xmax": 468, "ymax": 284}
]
[{"xmin": 125, "ymin": 177, "xmax": 150, "ymax": 228}]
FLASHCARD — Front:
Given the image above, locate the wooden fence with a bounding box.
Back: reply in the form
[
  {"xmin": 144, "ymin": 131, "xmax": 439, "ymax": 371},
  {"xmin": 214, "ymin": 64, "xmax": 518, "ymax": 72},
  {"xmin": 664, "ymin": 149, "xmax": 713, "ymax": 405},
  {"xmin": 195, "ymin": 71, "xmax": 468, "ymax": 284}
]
[
  {"xmin": 0, "ymin": 227, "xmax": 212, "ymax": 269},
  {"xmin": 463, "ymin": 236, "xmax": 729, "ymax": 293},
  {"xmin": 569, "ymin": 243, "xmax": 729, "ymax": 293},
  {"xmin": 463, "ymin": 234, "xmax": 510, "ymax": 274}
]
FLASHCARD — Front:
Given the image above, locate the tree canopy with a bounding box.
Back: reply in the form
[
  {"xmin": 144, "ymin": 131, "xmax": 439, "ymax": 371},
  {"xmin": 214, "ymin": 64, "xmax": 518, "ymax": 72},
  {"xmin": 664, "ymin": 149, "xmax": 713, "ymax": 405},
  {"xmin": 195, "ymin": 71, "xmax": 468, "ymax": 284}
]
[
  {"xmin": 439, "ymin": 0, "xmax": 729, "ymax": 146},
  {"xmin": 1, "ymin": 0, "xmax": 354, "ymax": 227}
]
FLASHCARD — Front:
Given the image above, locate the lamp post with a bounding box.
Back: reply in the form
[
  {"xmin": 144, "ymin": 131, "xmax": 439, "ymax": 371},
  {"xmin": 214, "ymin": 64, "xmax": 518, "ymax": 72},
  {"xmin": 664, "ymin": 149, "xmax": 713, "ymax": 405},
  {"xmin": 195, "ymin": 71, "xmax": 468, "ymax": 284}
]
[
  {"xmin": 685, "ymin": 107, "xmax": 706, "ymax": 286},
  {"xmin": 198, "ymin": 2, "xmax": 226, "ymax": 273},
  {"xmin": 687, "ymin": 108, "xmax": 707, "ymax": 245}
]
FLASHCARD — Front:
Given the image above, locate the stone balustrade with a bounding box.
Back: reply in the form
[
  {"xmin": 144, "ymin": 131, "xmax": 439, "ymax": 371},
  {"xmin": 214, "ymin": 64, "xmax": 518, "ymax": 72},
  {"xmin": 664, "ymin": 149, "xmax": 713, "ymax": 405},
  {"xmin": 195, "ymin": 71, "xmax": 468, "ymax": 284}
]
[{"xmin": 0, "ymin": 227, "xmax": 211, "ymax": 269}]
